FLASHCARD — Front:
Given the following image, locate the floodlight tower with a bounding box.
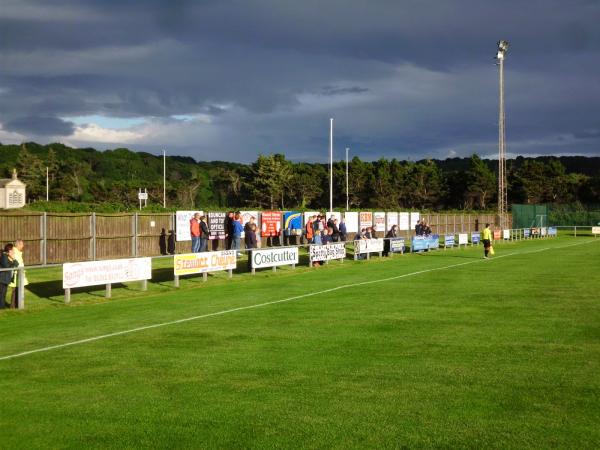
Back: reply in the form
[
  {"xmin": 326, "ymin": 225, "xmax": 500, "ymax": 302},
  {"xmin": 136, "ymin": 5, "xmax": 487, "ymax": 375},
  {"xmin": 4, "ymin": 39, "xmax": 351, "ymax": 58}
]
[{"xmin": 496, "ymin": 40, "xmax": 509, "ymax": 229}]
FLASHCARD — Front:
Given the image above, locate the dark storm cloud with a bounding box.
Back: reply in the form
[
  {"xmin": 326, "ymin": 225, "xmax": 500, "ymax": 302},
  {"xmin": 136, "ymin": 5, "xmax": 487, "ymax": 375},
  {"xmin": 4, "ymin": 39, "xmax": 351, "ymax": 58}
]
[
  {"xmin": 0, "ymin": 0, "xmax": 599, "ymax": 160},
  {"xmin": 4, "ymin": 116, "xmax": 75, "ymax": 136}
]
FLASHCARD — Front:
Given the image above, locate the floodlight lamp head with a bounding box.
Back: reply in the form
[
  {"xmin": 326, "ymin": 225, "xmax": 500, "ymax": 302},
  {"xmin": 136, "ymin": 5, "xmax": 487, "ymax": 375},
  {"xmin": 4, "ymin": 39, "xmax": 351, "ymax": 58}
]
[{"xmin": 497, "ymin": 40, "xmax": 509, "ymax": 52}]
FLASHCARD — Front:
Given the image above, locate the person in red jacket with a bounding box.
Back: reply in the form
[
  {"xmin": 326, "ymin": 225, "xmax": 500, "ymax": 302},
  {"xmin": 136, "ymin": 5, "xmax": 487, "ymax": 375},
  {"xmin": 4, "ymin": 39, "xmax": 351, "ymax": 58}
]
[
  {"xmin": 306, "ymin": 216, "xmax": 314, "ymax": 244},
  {"xmin": 190, "ymin": 213, "xmax": 201, "ymax": 252}
]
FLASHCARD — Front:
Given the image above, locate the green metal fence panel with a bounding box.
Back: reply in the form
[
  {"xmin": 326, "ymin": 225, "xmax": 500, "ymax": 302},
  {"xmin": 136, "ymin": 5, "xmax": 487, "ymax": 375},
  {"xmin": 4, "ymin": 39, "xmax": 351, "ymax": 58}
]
[{"xmin": 512, "ymin": 204, "xmax": 548, "ymax": 229}]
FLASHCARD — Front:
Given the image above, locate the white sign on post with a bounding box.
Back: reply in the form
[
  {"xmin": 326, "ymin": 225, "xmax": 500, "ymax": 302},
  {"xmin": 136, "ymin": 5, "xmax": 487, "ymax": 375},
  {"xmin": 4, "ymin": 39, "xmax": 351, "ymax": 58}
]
[
  {"xmin": 399, "ymin": 212, "xmax": 410, "ymax": 231},
  {"xmin": 354, "ymin": 239, "xmax": 385, "ymax": 254},
  {"xmin": 592, "ymin": 226, "xmax": 600, "ymax": 235},
  {"xmin": 503, "ymin": 229, "xmax": 510, "ymax": 240},
  {"xmin": 410, "ymin": 212, "xmax": 420, "ymax": 230},
  {"xmin": 373, "ymin": 212, "xmax": 386, "ymax": 232},
  {"xmin": 309, "ymin": 243, "xmax": 346, "ymax": 262},
  {"xmin": 343, "ymin": 212, "xmax": 359, "ymax": 233},
  {"xmin": 250, "ymin": 247, "xmax": 299, "ymax": 269},
  {"xmin": 176, "ymin": 210, "xmax": 204, "ymax": 241},
  {"xmin": 458, "ymin": 233, "xmax": 468, "ymax": 245},
  {"xmin": 386, "ymin": 212, "xmax": 398, "ymax": 231},
  {"xmin": 63, "ymin": 258, "xmax": 152, "ymax": 289}
]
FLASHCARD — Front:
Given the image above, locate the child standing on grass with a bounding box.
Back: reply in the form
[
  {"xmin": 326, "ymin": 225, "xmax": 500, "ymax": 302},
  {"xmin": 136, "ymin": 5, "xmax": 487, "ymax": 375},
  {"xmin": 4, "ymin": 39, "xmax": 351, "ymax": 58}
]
[{"xmin": 0, "ymin": 244, "xmax": 19, "ymax": 309}]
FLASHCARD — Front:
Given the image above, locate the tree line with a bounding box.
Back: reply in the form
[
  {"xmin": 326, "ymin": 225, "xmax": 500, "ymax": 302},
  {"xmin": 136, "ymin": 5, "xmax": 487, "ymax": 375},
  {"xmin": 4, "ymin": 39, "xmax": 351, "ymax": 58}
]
[{"xmin": 0, "ymin": 142, "xmax": 598, "ymax": 212}]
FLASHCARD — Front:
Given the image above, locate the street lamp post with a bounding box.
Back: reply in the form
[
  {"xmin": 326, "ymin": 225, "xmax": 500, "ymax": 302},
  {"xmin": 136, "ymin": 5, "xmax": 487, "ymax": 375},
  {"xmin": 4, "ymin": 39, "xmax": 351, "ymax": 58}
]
[
  {"xmin": 496, "ymin": 40, "xmax": 509, "ymax": 229},
  {"xmin": 329, "ymin": 118, "xmax": 333, "ymax": 214},
  {"xmin": 345, "ymin": 147, "xmax": 349, "ymax": 211}
]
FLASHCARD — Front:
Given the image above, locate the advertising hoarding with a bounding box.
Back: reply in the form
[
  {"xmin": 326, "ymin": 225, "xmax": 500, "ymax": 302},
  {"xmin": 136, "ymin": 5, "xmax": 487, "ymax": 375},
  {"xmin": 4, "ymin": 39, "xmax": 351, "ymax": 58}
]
[
  {"xmin": 309, "ymin": 243, "xmax": 346, "ymax": 262},
  {"xmin": 250, "ymin": 247, "xmax": 299, "ymax": 269},
  {"xmin": 63, "ymin": 258, "xmax": 152, "ymax": 289},
  {"xmin": 174, "ymin": 250, "xmax": 236, "ymax": 276}
]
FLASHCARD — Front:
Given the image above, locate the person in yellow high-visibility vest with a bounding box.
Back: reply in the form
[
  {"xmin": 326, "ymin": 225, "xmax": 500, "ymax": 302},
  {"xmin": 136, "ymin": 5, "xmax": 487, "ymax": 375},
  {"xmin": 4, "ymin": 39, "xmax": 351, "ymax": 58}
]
[
  {"xmin": 482, "ymin": 224, "xmax": 492, "ymax": 259},
  {"xmin": 9, "ymin": 239, "xmax": 28, "ymax": 308}
]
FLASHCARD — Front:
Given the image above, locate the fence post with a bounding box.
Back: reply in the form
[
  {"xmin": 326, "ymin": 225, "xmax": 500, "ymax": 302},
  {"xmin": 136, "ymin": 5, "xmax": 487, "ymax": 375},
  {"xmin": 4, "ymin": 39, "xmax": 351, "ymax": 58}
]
[
  {"xmin": 132, "ymin": 213, "xmax": 138, "ymax": 257},
  {"xmin": 91, "ymin": 212, "xmax": 96, "ymax": 261},
  {"xmin": 42, "ymin": 212, "xmax": 47, "ymax": 265},
  {"xmin": 174, "ymin": 274, "xmax": 179, "ymax": 287},
  {"xmin": 17, "ymin": 267, "xmax": 25, "ymax": 309},
  {"xmin": 106, "ymin": 283, "xmax": 111, "ymax": 298},
  {"xmin": 64, "ymin": 288, "xmax": 71, "ymax": 304},
  {"xmin": 141, "ymin": 279, "xmax": 148, "ymax": 291},
  {"xmin": 203, "ymin": 272, "xmax": 208, "ymax": 282}
]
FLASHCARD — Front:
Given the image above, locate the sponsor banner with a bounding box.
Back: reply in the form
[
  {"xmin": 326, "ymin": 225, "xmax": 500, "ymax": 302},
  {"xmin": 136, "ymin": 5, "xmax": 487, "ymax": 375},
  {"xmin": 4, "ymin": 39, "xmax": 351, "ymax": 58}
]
[
  {"xmin": 503, "ymin": 229, "xmax": 510, "ymax": 240},
  {"xmin": 445, "ymin": 235, "xmax": 455, "ymax": 247},
  {"xmin": 354, "ymin": 238, "xmax": 385, "ymax": 254},
  {"xmin": 208, "ymin": 212, "xmax": 226, "ymax": 240},
  {"xmin": 309, "ymin": 243, "xmax": 346, "ymax": 262},
  {"xmin": 493, "ymin": 230, "xmax": 502, "ymax": 240},
  {"xmin": 548, "ymin": 227, "xmax": 558, "ymax": 236},
  {"xmin": 410, "ymin": 212, "xmax": 420, "ymax": 229},
  {"xmin": 283, "ymin": 212, "xmax": 302, "ymax": 236},
  {"xmin": 592, "ymin": 226, "xmax": 600, "ymax": 235},
  {"xmin": 389, "ymin": 237, "xmax": 405, "ymax": 253},
  {"xmin": 399, "ymin": 212, "xmax": 410, "ymax": 231},
  {"xmin": 524, "ymin": 228, "xmax": 531, "ymax": 238},
  {"xmin": 174, "ymin": 250, "xmax": 236, "ymax": 276},
  {"xmin": 251, "ymin": 247, "xmax": 299, "ymax": 269},
  {"xmin": 541, "ymin": 227, "xmax": 547, "ymax": 236},
  {"xmin": 386, "ymin": 212, "xmax": 399, "ymax": 230},
  {"xmin": 531, "ymin": 227, "xmax": 540, "ymax": 235},
  {"xmin": 63, "ymin": 258, "xmax": 151, "ymax": 289},
  {"xmin": 411, "ymin": 235, "xmax": 440, "ymax": 252},
  {"xmin": 458, "ymin": 233, "xmax": 468, "ymax": 245},
  {"xmin": 471, "ymin": 232, "xmax": 481, "ymax": 244},
  {"xmin": 261, "ymin": 211, "xmax": 282, "ymax": 237},
  {"xmin": 373, "ymin": 212, "xmax": 386, "ymax": 232},
  {"xmin": 344, "ymin": 212, "xmax": 359, "ymax": 233},
  {"xmin": 176, "ymin": 210, "xmax": 204, "ymax": 241},
  {"xmin": 359, "ymin": 211, "xmax": 373, "ymax": 229}
]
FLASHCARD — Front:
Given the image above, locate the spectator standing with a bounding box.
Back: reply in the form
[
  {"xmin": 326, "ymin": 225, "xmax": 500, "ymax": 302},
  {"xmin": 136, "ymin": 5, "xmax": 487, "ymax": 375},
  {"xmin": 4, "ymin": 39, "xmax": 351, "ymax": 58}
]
[
  {"xmin": 339, "ymin": 218, "xmax": 347, "ymax": 242},
  {"xmin": 245, "ymin": 223, "xmax": 258, "ymax": 249},
  {"xmin": 225, "ymin": 211, "xmax": 235, "ymax": 249},
  {"xmin": 331, "ymin": 219, "xmax": 340, "ymax": 242},
  {"xmin": 305, "ymin": 216, "xmax": 314, "ymax": 244},
  {"xmin": 190, "ymin": 213, "xmax": 201, "ymax": 253},
  {"xmin": 422, "ymin": 221, "xmax": 431, "ymax": 236},
  {"xmin": 199, "ymin": 216, "xmax": 209, "ymax": 252},
  {"xmin": 384, "ymin": 225, "xmax": 399, "ymax": 256},
  {"xmin": 415, "ymin": 220, "xmax": 423, "ymax": 236},
  {"xmin": 354, "ymin": 228, "xmax": 367, "ymax": 260},
  {"xmin": 231, "ymin": 212, "xmax": 244, "ymax": 256},
  {"xmin": 9, "ymin": 239, "xmax": 28, "ymax": 308},
  {"xmin": 1, "ymin": 244, "xmax": 19, "ymax": 309},
  {"xmin": 313, "ymin": 216, "xmax": 322, "ymax": 245}
]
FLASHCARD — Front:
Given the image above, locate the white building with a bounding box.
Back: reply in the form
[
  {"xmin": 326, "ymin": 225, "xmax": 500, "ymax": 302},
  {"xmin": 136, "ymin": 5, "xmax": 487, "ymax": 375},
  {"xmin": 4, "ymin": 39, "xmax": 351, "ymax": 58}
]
[{"xmin": 0, "ymin": 169, "xmax": 27, "ymax": 209}]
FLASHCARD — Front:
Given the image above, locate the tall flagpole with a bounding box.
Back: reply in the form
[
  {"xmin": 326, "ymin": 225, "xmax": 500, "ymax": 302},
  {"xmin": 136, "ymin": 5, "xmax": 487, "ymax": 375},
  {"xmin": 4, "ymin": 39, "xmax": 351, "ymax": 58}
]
[
  {"xmin": 163, "ymin": 150, "xmax": 166, "ymax": 208},
  {"xmin": 345, "ymin": 147, "xmax": 349, "ymax": 211},
  {"xmin": 329, "ymin": 118, "xmax": 333, "ymax": 214}
]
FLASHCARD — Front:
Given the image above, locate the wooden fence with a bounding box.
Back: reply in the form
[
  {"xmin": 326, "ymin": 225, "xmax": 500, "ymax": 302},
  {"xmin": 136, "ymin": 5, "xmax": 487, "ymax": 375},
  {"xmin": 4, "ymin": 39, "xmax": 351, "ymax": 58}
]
[{"xmin": 0, "ymin": 212, "xmax": 511, "ymax": 265}]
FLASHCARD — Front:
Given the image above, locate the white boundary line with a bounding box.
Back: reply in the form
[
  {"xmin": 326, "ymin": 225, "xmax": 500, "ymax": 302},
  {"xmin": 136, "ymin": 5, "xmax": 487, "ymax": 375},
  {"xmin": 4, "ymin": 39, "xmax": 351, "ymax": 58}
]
[{"xmin": 1, "ymin": 239, "xmax": 596, "ymax": 362}]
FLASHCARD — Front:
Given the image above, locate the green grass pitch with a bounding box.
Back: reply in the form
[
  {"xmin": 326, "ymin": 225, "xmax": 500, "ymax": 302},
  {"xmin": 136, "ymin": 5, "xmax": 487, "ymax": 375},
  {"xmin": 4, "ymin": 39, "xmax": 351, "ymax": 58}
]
[{"xmin": 1, "ymin": 235, "xmax": 599, "ymax": 449}]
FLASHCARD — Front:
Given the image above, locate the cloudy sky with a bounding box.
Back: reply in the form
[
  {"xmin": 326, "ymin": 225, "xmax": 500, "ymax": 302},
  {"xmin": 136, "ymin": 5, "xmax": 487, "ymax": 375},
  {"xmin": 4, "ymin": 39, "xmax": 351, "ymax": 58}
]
[{"xmin": 1, "ymin": 0, "xmax": 599, "ymax": 162}]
